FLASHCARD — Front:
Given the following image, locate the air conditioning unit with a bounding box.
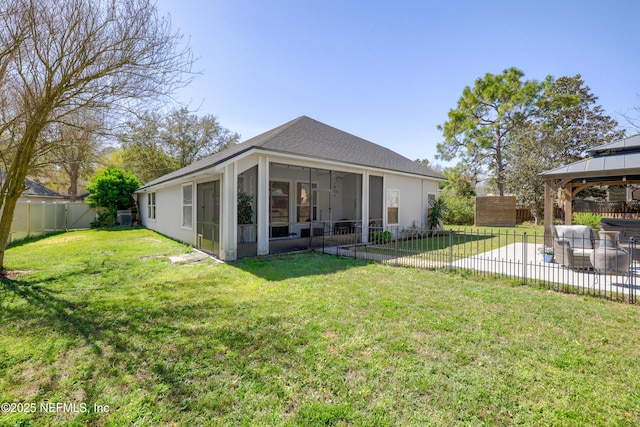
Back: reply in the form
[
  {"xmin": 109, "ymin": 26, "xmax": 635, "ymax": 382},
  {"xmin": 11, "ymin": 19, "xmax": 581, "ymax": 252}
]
[{"xmin": 117, "ymin": 210, "xmax": 132, "ymax": 226}]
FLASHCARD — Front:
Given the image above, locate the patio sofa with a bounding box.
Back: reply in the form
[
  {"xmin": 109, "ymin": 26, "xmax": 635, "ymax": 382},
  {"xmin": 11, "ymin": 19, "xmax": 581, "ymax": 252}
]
[
  {"xmin": 599, "ymin": 218, "xmax": 640, "ymax": 260},
  {"xmin": 553, "ymin": 225, "xmax": 596, "ymax": 269},
  {"xmin": 599, "ymin": 218, "xmax": 640, "ymax": 243}
]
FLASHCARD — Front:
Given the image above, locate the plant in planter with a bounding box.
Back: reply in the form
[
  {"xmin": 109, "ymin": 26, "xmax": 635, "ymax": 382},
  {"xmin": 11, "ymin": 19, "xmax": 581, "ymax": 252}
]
[
  {"xmin": 537, "ymin": 246, "xmax": 554, "ymax": 262},
  {"xmin": 237, "ymin": 191, "xmax": 254, "ymax": 243}
]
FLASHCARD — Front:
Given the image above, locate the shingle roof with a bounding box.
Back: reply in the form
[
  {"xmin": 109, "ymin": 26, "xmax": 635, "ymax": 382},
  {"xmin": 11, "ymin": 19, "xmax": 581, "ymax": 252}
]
[
  {"xmin": 23, "ymin": 178, "xmax": 63, "ymax": 198},
  {"xmin": 1, "ymin": 171, "xmax": 64, "ymax": 198},
  {"xmin": 140, "ymin": 116, "xmax": 444, "ymax": 189}
]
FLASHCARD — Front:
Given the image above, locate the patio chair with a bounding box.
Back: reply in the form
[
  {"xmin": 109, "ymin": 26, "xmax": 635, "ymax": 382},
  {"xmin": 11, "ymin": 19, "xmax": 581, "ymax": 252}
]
[
  {"xmin": 553, "ymin": 225, "xmax": 596, "ymax": 269},
  {"xmin": 600, "ymin": 218, "xmax": 640, "ymax": 262}
]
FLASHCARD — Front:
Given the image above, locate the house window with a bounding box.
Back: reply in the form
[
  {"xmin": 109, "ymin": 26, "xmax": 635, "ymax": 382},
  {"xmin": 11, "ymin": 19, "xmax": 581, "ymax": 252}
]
[
  {"xmin": 147, "ymin": 192, "xmax": 156, "ymax": 220},
  {"xmin": 387, "ymin": 189, "xmax": 399, "ymax": 225},
  {"xmin": 182, "ymin": 184, "xmax": 193, "ymax": 228}
]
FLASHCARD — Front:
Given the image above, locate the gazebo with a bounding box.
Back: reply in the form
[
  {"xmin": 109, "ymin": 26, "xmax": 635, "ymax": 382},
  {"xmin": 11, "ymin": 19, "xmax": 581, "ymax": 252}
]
[{"xmin": 540, "ymin": 134, "xmax": 640, "ymax": 245}]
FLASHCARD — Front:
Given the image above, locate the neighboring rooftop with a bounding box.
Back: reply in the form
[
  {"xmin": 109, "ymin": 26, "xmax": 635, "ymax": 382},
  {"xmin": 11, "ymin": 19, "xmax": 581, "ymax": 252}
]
[
  {"xmin": 1, "ymin": 171, "xmax": 64, "ymax": 198},
  {"xmin": 140, "ymin": 116, "xmax": 444, "ymax": 189}
]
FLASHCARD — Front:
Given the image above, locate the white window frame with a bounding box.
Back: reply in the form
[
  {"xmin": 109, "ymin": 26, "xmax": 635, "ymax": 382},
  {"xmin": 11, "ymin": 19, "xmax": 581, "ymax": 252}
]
[
  {"xmin": 386, "ymin": 188, "xmax": 400, "ymax": 225},
  {"xmin": 147, "ymin": 192, "xmax": 156, "ymax": 220},
  {"xmin": 182, "ymin": 183, "xmax": 193, "ymax": 229}
]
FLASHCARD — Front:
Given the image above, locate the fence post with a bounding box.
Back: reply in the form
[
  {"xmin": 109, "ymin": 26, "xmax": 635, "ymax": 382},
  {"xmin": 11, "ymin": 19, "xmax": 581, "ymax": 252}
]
[
  {"xmin": 27, "ymin": 201, "xmax": 31, "ymax": 238},
  {"xmin": 395, "ymin": 226, "xmax": 399, "ymax": 262},
  {"xmin": 41, "ymin": 201, "xmax": 45, "ymax": 236},
  {"xmin": 630, "ymin": 238, "xmax": 636, "ymax": 304},
  {"xmin": 522, "ymin": 232, "xmax": 528, "ymax": 285},
  {"xmin": 448, "ymin": 229, "xmax": 453, "ymax": 267}
]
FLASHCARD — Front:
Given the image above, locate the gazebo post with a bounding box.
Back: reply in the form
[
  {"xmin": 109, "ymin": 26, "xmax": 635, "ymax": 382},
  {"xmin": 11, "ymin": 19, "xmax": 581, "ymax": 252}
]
[
  {"xmin": 563, "ymin": 186, "xmax": 573, "ymax": 225},
  {"xmin": 543, "ymin": 180, "xmax": 555, "ymax": 247}
]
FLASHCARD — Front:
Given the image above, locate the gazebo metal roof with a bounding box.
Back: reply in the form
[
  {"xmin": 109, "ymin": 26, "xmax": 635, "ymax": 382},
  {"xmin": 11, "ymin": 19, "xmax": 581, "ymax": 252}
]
[
  {"xmin": 540, "ymin": 134, "xmax": 640, "ymax": 243},
  {"xmin": 540, "ymin": 134, "xmax": 640, "ymax": 184}
]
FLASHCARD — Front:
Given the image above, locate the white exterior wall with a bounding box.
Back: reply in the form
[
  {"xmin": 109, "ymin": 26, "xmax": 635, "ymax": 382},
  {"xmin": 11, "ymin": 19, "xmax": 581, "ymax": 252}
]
[
  {"xmin": 139, "ymin": 180, "xmax": 196, "ymax": 246},
  {"xmin": 137, "ymin": 150, "xmax": 443, "ymax": 259},
  {"xmin": 384, "ymin": 174, "xmax": 439, "ymax": 229}
]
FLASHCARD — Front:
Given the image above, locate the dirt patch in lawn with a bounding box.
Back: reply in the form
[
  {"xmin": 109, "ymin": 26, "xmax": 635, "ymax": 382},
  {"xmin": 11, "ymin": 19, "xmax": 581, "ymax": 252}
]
[{"xmin": 0, "ymin": 269, "xmax": 37, "ymax": 280}]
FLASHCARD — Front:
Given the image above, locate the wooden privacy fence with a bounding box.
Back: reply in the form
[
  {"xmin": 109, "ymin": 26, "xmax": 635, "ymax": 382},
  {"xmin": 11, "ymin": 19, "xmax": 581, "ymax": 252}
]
[
  {"xmin": 475, "ymin": 196, "xmax": 517, "ymax": 226},
  {"xmin": 516, "ymin": 207, "xmax": 564, "ymax": 224},
  {"xmin": 478, "ymin": 198, "xmax": 640, "ymax": 226},
  {"xmin": 573, "ymin": 200, "xmax": 640, "ymax": 219},
  {"xmin": 8, "ymin": 201, "xmax": 100, "ymax": 243}
]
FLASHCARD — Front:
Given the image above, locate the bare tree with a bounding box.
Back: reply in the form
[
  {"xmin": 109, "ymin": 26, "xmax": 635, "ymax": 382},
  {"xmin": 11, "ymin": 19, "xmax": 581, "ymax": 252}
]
[
  {"xmin": 120, "ymin": 107, "xmax": 240, "ymax": 183},
  {"xmin": 0, "ymin": 0, "xmax": 192, "ymax": 269},
  {"xmin": 43, "ymin": 111, "xmax": 105, "ymax": 201}
]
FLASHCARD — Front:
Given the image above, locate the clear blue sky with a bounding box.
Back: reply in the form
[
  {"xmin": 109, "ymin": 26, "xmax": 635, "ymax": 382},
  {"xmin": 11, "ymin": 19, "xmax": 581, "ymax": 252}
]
[{"xmin": 154, "ymin": 0, "xmax": 640, "ymax": 166}]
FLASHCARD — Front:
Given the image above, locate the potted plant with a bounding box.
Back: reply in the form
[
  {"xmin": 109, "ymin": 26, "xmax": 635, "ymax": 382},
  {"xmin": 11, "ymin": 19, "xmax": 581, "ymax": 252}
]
[{"xmin": 538, "ymin": 246, "xmax": 554, "ymax": 263}]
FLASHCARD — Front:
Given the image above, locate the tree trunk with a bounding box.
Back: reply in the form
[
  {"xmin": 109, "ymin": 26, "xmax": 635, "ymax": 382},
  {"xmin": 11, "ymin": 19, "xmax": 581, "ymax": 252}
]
[
  {"xmin": 0, "ymin": 113, "xmax": 47, "ymax": 269},
  {"xmin": 68, "ymin": 163, "xmax": 79, "ymax": 202},
  {"xmin": 495, "ymin": 134, "xmax": 505, "ymax": 196},
  {"xmin": 495, "ymin": 161, "xmax": 505, "ymax": 196},
  {"xmin": 0, "ymin": 160, "xmax": 31, "ymax": 269},
  {"xmin": 0, "ymin": 191, "xmax": 20, "ymax": 269}
]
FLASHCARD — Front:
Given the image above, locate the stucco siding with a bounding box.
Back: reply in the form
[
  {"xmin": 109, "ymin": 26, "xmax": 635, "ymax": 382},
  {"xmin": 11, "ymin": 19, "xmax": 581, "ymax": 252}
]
[
  {"xmin": 384, "ymin": 174, "xmax": 425, "ymax": 228},
  {"xmin": 140, "ymin": 182, "xmax": 196, "ymax": 246}
]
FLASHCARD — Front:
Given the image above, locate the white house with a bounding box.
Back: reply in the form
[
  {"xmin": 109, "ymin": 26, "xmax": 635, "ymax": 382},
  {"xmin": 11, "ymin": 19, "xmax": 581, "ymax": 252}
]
[{"xmin": 137, "ymin": 116, "xmax": 444, "ymax": 260}]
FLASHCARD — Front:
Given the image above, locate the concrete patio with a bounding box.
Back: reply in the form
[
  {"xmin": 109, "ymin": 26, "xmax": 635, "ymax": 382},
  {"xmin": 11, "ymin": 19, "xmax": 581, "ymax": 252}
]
[{"xmin": 450, "ymin": 242, "xmax": 639, "ymax": 299}]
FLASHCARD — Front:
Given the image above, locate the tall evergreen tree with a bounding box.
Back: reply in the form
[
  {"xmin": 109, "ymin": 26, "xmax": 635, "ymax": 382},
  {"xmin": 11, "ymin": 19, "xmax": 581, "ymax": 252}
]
[
  {"xmin": 504, "ymin": 75, "xmax": 624, "ymax": 221},
  {"xmin": 437, "ymin": 67, "xmax": 545, "ymax": 196}
]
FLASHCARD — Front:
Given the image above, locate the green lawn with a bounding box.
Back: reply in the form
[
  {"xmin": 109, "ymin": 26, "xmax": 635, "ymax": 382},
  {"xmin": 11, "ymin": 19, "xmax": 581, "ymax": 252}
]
[
  {"xmin": 1, "ymin": 228, "xmax": 640, "ymax": 426},
  {"xmin": 361, "ymin": 223, "xmax": 547, "ymax": 261}
]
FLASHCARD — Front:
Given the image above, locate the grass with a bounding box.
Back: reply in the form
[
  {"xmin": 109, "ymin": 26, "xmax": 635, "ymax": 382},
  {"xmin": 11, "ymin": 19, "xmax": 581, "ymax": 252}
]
[
  {"xmin": 1, "ymin": 228, "xmax": 640, "ymax": 426},
  {"xmin": 360, "ymin": 223, "xmax": 547, "ymax": 260}
]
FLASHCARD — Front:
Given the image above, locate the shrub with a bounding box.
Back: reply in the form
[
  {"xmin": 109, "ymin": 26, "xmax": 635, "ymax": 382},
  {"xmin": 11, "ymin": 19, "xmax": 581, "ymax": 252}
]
[
  {"xmin": 441, "ymin": 193, "xmax": 475, "ymax": 225},
  {"xmin": 372, "ymin": 231, "xmax": 392, "ymax": 244},
  {"xmin": 86, "ymin": 167, "xmax": 140, "ymax": 226},
  {"xmin": 427, "ymin": 198, "xmax": 446, "ymax": 231},
  {"xmin": 90, "ymin": 212, "xmax": 113, "ymax": 229},
  {"xmin": 572, "ymin": 212, "xmax": 603, "ymax": 229}
]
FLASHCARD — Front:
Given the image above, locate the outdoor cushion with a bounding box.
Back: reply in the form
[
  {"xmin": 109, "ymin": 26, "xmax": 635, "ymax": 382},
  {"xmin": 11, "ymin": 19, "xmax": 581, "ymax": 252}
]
[
  {"xmin": 571, "ymin": 248, "xmax": 594, "ymax": 257},
  {"xmin": 554, "ymin": 225, "xmax": 594, "ymax": 249}
]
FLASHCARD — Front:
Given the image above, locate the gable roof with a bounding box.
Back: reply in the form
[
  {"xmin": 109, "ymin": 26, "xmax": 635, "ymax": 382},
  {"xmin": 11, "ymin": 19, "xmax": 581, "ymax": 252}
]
[
  {"xmin": 23, "ymin": 178, "xmax": 64, "ymax": 198},
  {"xmin": 140, "ymin": 116, "xmax": 444, "ymax": 189},
  {"xmin": 540, "ymin": 134, "xmax": 640, "ymax": 182},
  {"xmin": 1, "ymin": 171, "xmax": 64, "ymax": 198}
]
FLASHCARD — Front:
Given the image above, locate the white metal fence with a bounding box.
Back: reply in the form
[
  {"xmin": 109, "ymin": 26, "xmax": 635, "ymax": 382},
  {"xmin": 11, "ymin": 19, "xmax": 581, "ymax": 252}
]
[{"xmin": 7, "ymin": 201, "xmax": 101, "ymax": 243}]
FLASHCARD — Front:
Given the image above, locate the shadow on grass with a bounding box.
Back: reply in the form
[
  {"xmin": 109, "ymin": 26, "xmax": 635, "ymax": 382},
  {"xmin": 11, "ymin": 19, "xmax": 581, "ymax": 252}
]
[
  {"xmin": 0, "ymin": 273, "xmax": 304, "ymax": 423},
  {"xmin": 232, "ymin": 251, "xmax": 376, "ymax": 281},
  {"xmin": 6, "ymin": 231, "xmax": 67, "ymax": 249}
]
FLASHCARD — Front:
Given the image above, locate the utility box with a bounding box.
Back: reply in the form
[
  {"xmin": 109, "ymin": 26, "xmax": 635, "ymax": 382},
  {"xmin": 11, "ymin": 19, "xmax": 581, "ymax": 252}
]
[{"xmin": 117, "ymin": 210, "xmax": 133, "ymax": 226}]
